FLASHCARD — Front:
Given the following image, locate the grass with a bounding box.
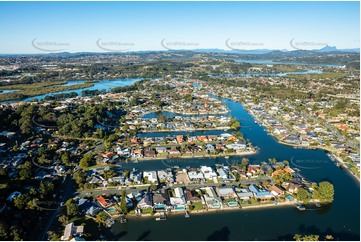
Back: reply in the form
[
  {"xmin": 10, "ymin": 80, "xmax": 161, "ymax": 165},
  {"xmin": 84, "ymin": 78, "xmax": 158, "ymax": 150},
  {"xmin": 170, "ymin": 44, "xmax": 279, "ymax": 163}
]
[
  {"xmin": 349, "ymin": 165, "xmax": 360, "ymax": 177},
  {"xmin": 189, "ymin": 201, "xmax": 204, "ymax": 211},
  {"xmin": 141, "ymin": 207, "xmax": 153, "ymax": 214}
]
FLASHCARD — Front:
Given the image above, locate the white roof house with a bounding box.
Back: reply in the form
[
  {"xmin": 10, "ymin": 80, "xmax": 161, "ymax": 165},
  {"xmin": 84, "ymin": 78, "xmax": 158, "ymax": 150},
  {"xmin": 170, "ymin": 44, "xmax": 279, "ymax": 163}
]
[
  {"xmin": 200, "ymin": 166, "xmax": 217, "ymax": 179},
  {"xmin": 188, "ymin": 171, "xmax": 204, "ymax": 180},
  {"xmin": 170, "ymin": 187, "xmax": 186, "ymax": 205},
  {"xmin": 143, "ymin": 171, "xmax": 158, "ymax": 183}
]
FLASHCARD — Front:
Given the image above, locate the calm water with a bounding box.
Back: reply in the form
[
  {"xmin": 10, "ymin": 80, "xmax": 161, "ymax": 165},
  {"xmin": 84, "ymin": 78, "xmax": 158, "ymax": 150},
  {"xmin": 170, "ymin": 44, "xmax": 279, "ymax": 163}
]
[
  {"xmin": 235, "ymin": 59, "xmax": 341, "ymax": 67},
  {"xmin": 1, "ymin": 78, "xmax": 141, "ymax": 103},
  {"xmin": 0, "ymin": 89, "xmax": 19, "ymax": 94},
  {"xmin": 112, "ymin": 98, "xmax": 360, "ymax": 241}
]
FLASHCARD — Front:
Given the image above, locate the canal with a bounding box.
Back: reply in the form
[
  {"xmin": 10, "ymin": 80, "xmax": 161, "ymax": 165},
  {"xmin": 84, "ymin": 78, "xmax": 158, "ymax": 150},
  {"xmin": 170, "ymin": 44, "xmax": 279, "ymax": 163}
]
[{"xmin": 111, "ymin": 97, "xmax": 360, "ymax": 240}]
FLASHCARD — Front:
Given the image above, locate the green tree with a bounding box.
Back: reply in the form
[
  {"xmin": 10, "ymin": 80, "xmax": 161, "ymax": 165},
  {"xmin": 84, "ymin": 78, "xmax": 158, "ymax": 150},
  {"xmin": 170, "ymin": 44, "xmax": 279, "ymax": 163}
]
[
  {"xmin": 65, "ymin": 199, "xmax": 78, "ymax": 217},
  {"xmin": 0, "ymin": 220, "xmax": 9, "ymax": 240},
  {"xmin": 79, "ymin": 153, "xmax": 94, "ymax": 168},
  {"xmin": 95, "ymin": 211, "xmax": 108, "ymax": 226},
  {"xmin": 120, "ymin": 190, "xmax": 129, "ymax": 214},
  {"xmin": 296, "ymin": 187, "xmax": 310, "ymax": 204},
  {"xmin": 313, "ymin": 181, "xmax": 334, "ymax": 204}
]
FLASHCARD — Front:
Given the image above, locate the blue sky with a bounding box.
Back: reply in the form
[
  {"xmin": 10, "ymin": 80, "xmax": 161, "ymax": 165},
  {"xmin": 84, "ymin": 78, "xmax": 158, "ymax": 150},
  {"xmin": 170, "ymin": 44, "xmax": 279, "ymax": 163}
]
[{"xmin": 0, "ymin": 1, "xmax": 359, "ymax": 54}]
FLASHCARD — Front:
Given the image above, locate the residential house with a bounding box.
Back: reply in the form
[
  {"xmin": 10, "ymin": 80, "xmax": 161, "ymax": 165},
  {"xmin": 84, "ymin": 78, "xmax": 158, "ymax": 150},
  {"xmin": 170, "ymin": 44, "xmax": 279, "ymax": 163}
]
[
  {"xmin": 169, "ymin": 187, "xmax": 186, "ymax": 210},
  {"xmin": 137, "ymin": 193, "xmax": 153, "ymax": 209},
  {"xmin": 61, "ymin": 223, "xmax": 84, "ymax": 241},
  {"xmin": 200, "ymin": 166, "xmax": 217, "ymax": 180},
  {"xmin": 216, "ymin": 187, "xmax": 236, "ymax": 199},
  {"xmin": 185, "ymin": 189, "xmax": 202, "ymax": 204},
  {"xmin": 153, "ymin": 189, "xmax": 170, "ymax": 210},
  {"xmin": 268, "ymin": 185, "xmax": 284, "ymax": 197},
  {"xmin": 143, "ymin": 171, "xmax": 158, "ymax": 184},
  {"xmin": 249, "ymin": 184, "xmax": 274, "ymax": 201},
  {"xmin": 236, "ymin": 188, "xmax": 253, "ymax": 201}
]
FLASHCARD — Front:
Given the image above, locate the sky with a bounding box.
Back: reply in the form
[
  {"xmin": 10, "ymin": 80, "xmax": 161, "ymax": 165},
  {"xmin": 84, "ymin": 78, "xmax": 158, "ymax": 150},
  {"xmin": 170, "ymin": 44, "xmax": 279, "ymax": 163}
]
[{"xmin": 0, "ymin": 1, "xmax": 359, "ymax": 54}]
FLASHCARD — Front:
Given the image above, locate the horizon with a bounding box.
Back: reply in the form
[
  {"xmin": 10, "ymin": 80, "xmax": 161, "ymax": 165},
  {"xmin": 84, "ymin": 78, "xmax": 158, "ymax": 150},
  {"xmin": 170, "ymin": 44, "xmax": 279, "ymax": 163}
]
[{"xmin": 0, "ymin": 1, "xmax": 359, "ymax": 54}]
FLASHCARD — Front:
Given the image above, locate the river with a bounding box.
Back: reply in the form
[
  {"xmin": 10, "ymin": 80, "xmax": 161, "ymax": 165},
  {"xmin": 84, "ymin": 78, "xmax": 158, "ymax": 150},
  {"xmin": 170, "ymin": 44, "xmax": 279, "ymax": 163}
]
[
  {"xmin": 110, "ymin": 97, "xmax": 360, "ymax": 241},
  {"xmin": 0, "ymin": 78, "xmax": 141, "ymax": 103}
]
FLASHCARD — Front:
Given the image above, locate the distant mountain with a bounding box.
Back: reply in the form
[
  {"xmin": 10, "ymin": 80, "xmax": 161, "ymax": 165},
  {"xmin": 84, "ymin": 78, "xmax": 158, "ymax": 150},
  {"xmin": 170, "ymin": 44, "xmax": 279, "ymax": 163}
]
[{"xmin": 315, "ymin": 45, "xmax": 359, "ymax": 53}]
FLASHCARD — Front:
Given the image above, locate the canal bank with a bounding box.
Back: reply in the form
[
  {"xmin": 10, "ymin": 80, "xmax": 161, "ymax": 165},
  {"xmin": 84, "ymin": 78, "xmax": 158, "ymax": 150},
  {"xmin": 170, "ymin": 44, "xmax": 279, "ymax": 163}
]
[{"xmin": 110, "ymin": 97, "xmax": 360, "ymax": 241}]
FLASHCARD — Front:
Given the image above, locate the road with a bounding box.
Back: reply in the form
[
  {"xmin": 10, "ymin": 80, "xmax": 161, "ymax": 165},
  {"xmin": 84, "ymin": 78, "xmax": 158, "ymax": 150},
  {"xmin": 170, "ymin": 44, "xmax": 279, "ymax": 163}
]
[
  {"xmin": 38, "ymin": 175, "xmax": 77, "ymax": 241},
  {"xmin": 78, "ymin": 177, "xmax": 271, "ymax": 196}
]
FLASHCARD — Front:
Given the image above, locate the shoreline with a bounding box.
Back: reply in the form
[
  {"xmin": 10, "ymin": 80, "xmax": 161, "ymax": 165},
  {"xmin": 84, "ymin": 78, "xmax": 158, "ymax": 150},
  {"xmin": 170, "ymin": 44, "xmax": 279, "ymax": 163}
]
[
  {"xmin": 119, "ymin": 201, "xmax": 295, "ymax": 220},
  {"xmin": 139, "ymin": 126, "xmax": 231, "ymax": 133},
  {"xmin": 223, "ymin": 96, "xmax": 360, "ymax": 183},
  {"xmin": 129, "ymin": 150, "xmax": 258, "ymax": 162}
]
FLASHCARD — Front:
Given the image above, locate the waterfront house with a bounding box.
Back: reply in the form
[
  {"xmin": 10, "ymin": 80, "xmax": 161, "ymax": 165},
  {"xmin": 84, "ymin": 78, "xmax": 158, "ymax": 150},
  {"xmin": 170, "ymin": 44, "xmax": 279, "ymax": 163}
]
[
  {"xmin": 61, "ymin": 223, "xmax": 84, "ymax": 241},
  {"xmin": 187, "ymin": 170, "xmax": 204, "ymax": 181},
  {"xmin": 143, "ymin": 148, "xmax": 156, "ymax": 158},
  {"xmin": 155, "ymin": 146, "xmax": 168, "ymax": 154},
  {"xmin": 200, "ymin": 166, "xmax": 218, "ymax": 180},
  {"xmin": 236, "ymin": 188, "xmax": 253, "ymax": 201},
  {"xmin": 249, "ymin": 185, "xmax": 274, "ymax": 201},
  {"xmin": 217, "ymin": 167, "xmax": 229, "ymax": 180},
  {"xmin": 185, "ymin": 189, "xmax": 202, "ymax": 204},
  {"xmin": 97, "ymin": 196, "xmax": 113, "ymax": 208},
  {"xmin": 153, "ymin": 189, "xmax": 170, "ymax": 210},
  {"xmin": 137, "ymin": 193, "xmax": 153, "ymax": 209},
  {"xmin": 201, "ymin": 187, "xmax": 222, "ymax": 209},
  {"xmin": 268, "ymin": 185, "xmax": 285, "ymax": 196},
  {"xmin": 129, "ymin": 169, "xmax": 142, "ymax": 184},
  {"xmin": 170, "ymin": 187, "xmax": 187, "ymax": 210},
  {"xmin": 216, "ymin": 187, "xmax": 236, "ymax": 199},
  {"xmin": 143, "ymin": 171, "xmax": 158, "ymax": 184},
  {"xmin": 169, "ymin": 146, "xmax": 181, "ymax": 155},
  {"xmin": 157, "ymin": 169, "xmax": 174, "ymax": 183},
  {"xmin": 176, "ymin": 135, "xmax": 184, "ymax": 143}
]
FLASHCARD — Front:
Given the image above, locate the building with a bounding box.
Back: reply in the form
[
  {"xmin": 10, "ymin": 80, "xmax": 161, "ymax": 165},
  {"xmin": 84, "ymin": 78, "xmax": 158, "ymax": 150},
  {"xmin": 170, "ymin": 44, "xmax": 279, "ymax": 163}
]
[
  {"xmin": 61, "ymin": 223, "xmax": 84, "ymax": 241},
  {"xmin": 200, "ymin": 166, "xmax": 217, "ymax": 179},
  {"xmin": 216, "ymin": 187, "xmax": 236, "ymax": 199},
  {"xmin": 249, "ymin": 185, "xmax": 274, "ymax": 201},
  {"xmin": 170, "ymin": 187, "xmax": 186, "ymax": 210},
  {"xmin": 236, "ymin": 188, "xmax": 253, "ymax": 200},
  {"xmin": 137, "ymin": 193, "xmax": 153, "ymax": 209},
  {"xmin": 153, "ymin": 189, "xmax": 170, "ymax": 210},
  {"xmin": 143, "ymin": 171, "xmax": 158, "ymax": 183}
]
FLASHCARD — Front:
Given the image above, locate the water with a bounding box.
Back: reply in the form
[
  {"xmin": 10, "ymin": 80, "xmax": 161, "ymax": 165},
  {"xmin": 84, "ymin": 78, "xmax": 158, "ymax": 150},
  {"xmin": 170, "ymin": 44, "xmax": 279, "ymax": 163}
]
[
  {"xmin": 0, "ymin": 89, "xmax": 19, "ymax": 94},
  {"xmin": 58, "ymin": 80, "xmax": 85, "ymax": 86},
  {"xmin": 111, "ymin": 97, "xmax": 360, "ymax": 241},
  {"xmin": 1, "ymin": 78, "xmax": 141, "ymax": 103},
  {"xmin": 235, "ymin": 59, "xmax": 341, "ymax": 67},
  {"xmin": 208, "ymin": 70, "xmax": 323, "ymax": 77}
]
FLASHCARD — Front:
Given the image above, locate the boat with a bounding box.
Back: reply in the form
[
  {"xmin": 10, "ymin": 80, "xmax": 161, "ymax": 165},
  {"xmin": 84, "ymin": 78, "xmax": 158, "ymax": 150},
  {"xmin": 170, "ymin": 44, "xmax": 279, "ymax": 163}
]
[
  {"xmin": 120, "ymin": 217, "xmax": 128, "ymax": 223},
  {"xmin": 327, "ymin": 153, "xmax": 336, "ymax": 161},
  {"xmin": 185, "ymin": 211, "xmax": 190, "ymax": 218},
  {"xmin": 315, "ymin": 203, "xmax": 321, "ymax": 208},
  {"xmin": 254, "ymin": 120, "xmax": 258, "ymax": 124},
  {"xmin": 296, "ymin": 205, "xmax": 306, "ymax": 211},
  {"xmin": 225, "ymin": 156, "xmax": 229, "ymax": 159}
]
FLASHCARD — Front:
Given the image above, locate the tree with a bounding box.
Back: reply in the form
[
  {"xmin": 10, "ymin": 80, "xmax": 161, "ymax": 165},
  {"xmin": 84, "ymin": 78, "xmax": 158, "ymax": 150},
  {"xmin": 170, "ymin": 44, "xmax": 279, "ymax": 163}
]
[
  {"xmin": 65, "ymin": 199, "xmax": 79, "ymax": 217},
  {"xmin": 296, "ymin": 187, "xmax": 310, "ymax": 204},
  {"xmin": 0, "ymin": 219, "xmax": 9, "ymax": 240},
  {"xmin": 18, "ymin": 161, "xmax": 32, "ymax": 180},
  {"xmin": 14, "ymin": 194, "xmax": 31, "ymax": 210},
  {"xmin": 79, "ymin": 153, "xmax": 94, "ymax": 168},
  {"xmin": 95, "ymin": 211, "xmax": 108, "ymax": 226},
  {"xmin": 39, "ymin": 181, "xmax": 55, "ymax": 199},
  {"xmin": 73, "ymin": 170, "xmax": 85, "ymax": 187},
  {"xmin": 283, "ymin": 160, "xmax": 289, "ymax": 166},
  {"xmin": 268, "ymin": 158, "xmax": 277, "ymax": 165},
  {"xmin": 120, "ymin": 191, "xmax": 129, "ymax": 214},
  {"xmin": 58, "ymin": 215, "xmax": 69, "ymax": 226},
  {"xmin": 61, "ymin": 153, "xmax": 71, "ymax": 166},
  {"xmin": 313, "ymin": 181, "xmax": 334, "ymax": 204}
]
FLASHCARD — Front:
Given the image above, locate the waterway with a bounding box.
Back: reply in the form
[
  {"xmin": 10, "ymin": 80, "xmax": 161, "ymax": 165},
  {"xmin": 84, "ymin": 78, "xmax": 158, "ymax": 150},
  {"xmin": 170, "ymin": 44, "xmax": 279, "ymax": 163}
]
[
  {"xmin": 111, "ymin": 97, "xmax": 360, "ymax": 241},
  {"xmin": 1, "ymin": 78, "xmax": 141, "ymax": 103}
]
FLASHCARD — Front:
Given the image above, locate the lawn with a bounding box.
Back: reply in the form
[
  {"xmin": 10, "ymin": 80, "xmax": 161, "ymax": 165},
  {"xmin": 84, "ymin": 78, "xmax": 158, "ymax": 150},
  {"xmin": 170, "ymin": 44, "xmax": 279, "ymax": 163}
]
[
  {"xmin": 189, "ymin": 201, "xmax": 204, "ymax": 211},
  {"xmin": 141, "ymin": 207, "xmax": 154, "ymax": 214}
]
